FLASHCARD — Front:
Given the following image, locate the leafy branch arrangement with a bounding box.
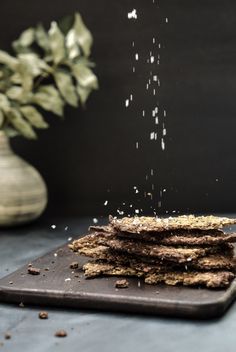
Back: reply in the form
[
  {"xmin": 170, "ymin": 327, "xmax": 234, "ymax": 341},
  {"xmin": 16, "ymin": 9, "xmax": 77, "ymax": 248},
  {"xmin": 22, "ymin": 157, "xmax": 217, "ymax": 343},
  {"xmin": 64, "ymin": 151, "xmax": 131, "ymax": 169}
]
[{"xmin": 0, "ymin": 12, "xmax": 98, "ymax": 139}]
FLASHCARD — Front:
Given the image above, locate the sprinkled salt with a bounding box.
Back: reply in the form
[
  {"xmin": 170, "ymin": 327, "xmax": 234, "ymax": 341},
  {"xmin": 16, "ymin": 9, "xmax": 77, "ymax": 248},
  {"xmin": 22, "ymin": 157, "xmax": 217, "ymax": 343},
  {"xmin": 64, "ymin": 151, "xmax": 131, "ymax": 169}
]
[
  {"xmin": 153, "ymin": 75, "xmax": 158, "ymax": 81},
  {"xmin": 135, "ymin": 53, "xmax": 139, "ymax": 61},
  {"xmin": 161, "ymin": 138, "xmax": 165, "ymax": 150},
  {"xmin": 150, "ymin": 56, "xmax": 155, "ymax": 63},
  {"xmin": 125, "ymin": 99, "xmax": 129, "ymax": 107},
  {"xmin": 67, "ymin": 237, "xmax": 72, "ymax": 241},
  {"xmin": 93, "ymin": 218, "xmax": 98, "ymax": 224},
  {"xmin": 128, "ymin": 9, "xmax": 137, "ymax": 19},
  {"xmin": 150, "ymin": 132, "xmax": 155, "ymax": 140},
  {"xmin": 104, "ymin": 200, "xmax": 108, "ymax": 206},
  {"xmin": 51, "ymin": 225, "xmax": 56, "ymax": 229},
  {"xmin": 65, "ymin": 226, "xmax": 68, "ymax": 231},
  {"xmin": 136, "ymin": 142, "xmax": 139, "ymax": 149},
  {"xmin": 163, "ymin": 128, "xmax": 167, "ymax": 136},
  {"xmin": 54, "ymin": 253, "xmax": 58, "ymax": 257},
  {"xmin": 166, "ymin": 17, "xmax": 169, "ymax": 23},
  {"xmin": 135, "ymin": 209, "xmax": 140, "ymax": 214},
  {"xmin": 155, "ymin": 117, "xmax": 159, "ymax": 124}
]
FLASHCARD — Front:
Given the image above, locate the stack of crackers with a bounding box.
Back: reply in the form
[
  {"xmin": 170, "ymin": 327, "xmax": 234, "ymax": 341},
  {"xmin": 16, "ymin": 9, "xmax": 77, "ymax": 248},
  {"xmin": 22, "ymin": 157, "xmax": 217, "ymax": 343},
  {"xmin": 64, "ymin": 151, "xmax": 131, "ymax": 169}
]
[{"xmin": 70, "ymin": 215, "xmax": 236, "ymax": 288}]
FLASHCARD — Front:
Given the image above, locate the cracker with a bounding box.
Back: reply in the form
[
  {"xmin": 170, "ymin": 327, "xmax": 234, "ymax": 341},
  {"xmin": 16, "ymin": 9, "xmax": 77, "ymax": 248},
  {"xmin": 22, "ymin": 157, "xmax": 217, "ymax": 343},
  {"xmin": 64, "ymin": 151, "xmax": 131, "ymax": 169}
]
[{"xmin": 110, "ymin": 215, "xmax": 236, "ymax": 233}]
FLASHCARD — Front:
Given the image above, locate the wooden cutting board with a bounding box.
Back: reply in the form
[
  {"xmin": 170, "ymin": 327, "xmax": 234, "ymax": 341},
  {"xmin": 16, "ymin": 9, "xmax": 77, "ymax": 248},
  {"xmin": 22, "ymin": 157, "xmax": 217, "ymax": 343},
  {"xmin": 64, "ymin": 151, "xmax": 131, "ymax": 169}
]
[{"xmin": 0, "ymin": 242, "xmax": 236, "ymax": 319}]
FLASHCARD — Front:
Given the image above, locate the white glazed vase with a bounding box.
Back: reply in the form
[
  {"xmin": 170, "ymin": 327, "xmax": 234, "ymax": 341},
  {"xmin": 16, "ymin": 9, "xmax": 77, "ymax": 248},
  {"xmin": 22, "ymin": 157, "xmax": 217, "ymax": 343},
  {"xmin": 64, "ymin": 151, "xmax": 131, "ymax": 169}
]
[{"xmin": 0, "ymin": 131, "xmax": 47, "ymax": 226}]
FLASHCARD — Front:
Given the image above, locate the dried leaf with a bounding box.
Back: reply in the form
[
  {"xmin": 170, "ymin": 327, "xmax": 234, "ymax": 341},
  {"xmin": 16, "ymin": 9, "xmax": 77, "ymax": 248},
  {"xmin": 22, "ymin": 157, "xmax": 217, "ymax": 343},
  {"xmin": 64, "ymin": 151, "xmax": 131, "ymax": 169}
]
[
  {"xmin": 6, "ymin": 86, "xmax": 24, "ymax": 101},
  {"xmin": 48, "ymin": 22, "xmax": 65, "ymax": 64},
  {"xmin": 16, "ymin": 60, "xmax": 33, "ymax": 94},
  {"xmin": 54, "ymin": 70, "xmax": 78, "ymax": 107},
  {"xmin": 0, "ymin": 109, "xmax": 4, "ymax": 127},
  {"xmin": 0, "ymin": 50, "xmax": 18, "ymax": 70},
  {"xmin": 35, "ymin": 24, "xmax": 50, "ymax": 52},
  {"xmin": 66, "ymin": 29, "xmax": 80, "ymax": 59},
  {"xmin": 73, "ymin": 13, "xmax": 93, "ymax": 57},
  {"xmin": 13, "ymin": 28, "xmax": 35, "ymax": 48},
  {"xmin": 33, "ymin": 85, "xmax": 64, "ymax": 116},
  {"xmin": 76, "ymin": 85, "xmax": 92, "ymax": 105},
  {"xmin": 18, "ymin": 53, "xmax": 51, "ymax": 76},
  {"xmin": 5, "ymin": 107, "xmax": 37, "ymax": 139},
  {"xmin": 0, "ymin": 93, "xmax": 10, "ymax": 111},
  {"xmin": 72, "ymin": 63, "xmax": 98, "ymax": 89},
  {"xmin": 20, "ymin": 105, "xmax": 48, "ymax": 129}
]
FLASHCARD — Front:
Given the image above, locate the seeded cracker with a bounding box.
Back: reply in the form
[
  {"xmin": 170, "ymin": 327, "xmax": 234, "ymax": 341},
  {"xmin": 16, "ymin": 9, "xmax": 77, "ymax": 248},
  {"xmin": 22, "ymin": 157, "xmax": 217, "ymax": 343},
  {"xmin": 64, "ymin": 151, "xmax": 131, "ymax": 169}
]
[
  {"xmin": 70, "ymin": 215, "xmax": 236, "ymax": 289},
  {"xmin": 110, "ymin": 215, "xmax": 236, "ymax": 233}
]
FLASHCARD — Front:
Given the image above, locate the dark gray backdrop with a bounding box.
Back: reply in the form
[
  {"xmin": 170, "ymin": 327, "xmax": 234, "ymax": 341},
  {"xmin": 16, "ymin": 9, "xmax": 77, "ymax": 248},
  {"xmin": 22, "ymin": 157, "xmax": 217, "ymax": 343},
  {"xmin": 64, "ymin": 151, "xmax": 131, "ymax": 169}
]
[{"xmin": 1, "ymin": 0, "xmax": 236, "ymax": 217}]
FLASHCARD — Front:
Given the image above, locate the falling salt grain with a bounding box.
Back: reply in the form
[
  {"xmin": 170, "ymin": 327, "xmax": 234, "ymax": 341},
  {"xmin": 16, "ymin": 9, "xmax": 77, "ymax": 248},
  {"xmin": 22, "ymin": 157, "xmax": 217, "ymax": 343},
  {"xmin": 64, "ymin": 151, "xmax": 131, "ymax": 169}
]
[
  {"xmin": 153, "ymin": 37, "xmax": 156, "ymax": 44},
  {"xmin": 65, "ymin": 226, "xmax": 68, "ymax": 231},
  {"xmin": 67, "ymin": 237, "xmax": 72, "ymax": 241},
  {"xmin": 163, "ymin": 128, "xmax": 167, "ymax": 136},
  {"xmin": 93, "ymin": 218, "xmax": 98, "ymax": 224},
  {"xmin": 51, "ymin": 225, "xmax": 56, "ymax": 229},
  {"xmin": 150, "ymin": 132, "xmax": 155, "ymax": 140},
  {"xmin": 165, "ymin": 17, "xmax": 169, "ymax": 23},
  {"xmin": 150, "ymin": 56, "xmax": 155, "ymax": 63},
  {"xmin": 155, "ymin": 117, "xmax": 159, "ymax": 125},
  {"xmin": 54, "ymin": 253, "xmax": 58, "ymax": 257},
  {"xmin": 135, "ymin": 53, "xmax": 139, "ymax": 61},
  {"xmin": 132, "ymin": 67, "xmax": 136, "ymax": 73},
  {"xmin": 135, "ymin": 209, "xmax": 140, "ymax": 214},
  {"xmin": 150, "ymin": 169, "xmax": 154, "ymax": 176},
  {"xmin": 153, "ymin": 75, "xmax": 158, "ymax": 81},
  {"xmin": 153, "ymin": 89, "xmax": 156, "ymax": 95},
  {"xmin": 142, "ymin": 110, "xmax": 145, "ymax": 117},
  {"xmin": 138, "ymin": 281, "xmax": 141, "ymax": 288},
  {"xmin": 163, "ymin": 189, "xmax": 166, "ymax": 192},
  {"xmin": 130, "ymin": 94, "xmax": 133, "ymax": 101},
  {"xmin": 163, "ymin": 110, "xmax": 167, "ymax": 117},
  {"xmin": 161, "ymin": 138, "xmax": 165, "ymax": 150},
  {"xmin": 104, "ymin": 200, "xmax": 108, "ymax": 206},
  {"xmin": 128, "ymin": 9, "xmax": 137, "ymax": 19},
  {"xmin": 216, "ymin": 178, "xmax": 219, "ymax": 182},
  {"xmin": 125, "ymin": 99, "xmax": 129, "ymax": 107}
]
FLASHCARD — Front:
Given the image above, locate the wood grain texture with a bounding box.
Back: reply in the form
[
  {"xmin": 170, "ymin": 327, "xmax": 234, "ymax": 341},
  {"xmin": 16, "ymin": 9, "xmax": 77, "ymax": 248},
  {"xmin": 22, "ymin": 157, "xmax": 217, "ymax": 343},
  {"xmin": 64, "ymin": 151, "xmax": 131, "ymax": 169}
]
[
  {"xmin": 0, "ymin": 132, "xmax": 47, "ymax": 226},
  {"xmin": 0, "ymin": 242, "xmax": 236, "ymax": 319}
]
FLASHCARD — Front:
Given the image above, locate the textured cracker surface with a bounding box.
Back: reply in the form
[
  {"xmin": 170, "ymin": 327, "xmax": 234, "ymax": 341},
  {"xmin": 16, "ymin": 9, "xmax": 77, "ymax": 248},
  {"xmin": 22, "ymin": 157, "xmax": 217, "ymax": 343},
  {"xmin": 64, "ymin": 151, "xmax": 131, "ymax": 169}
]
[
  {"xmin": 70, "ymin": 233, "xmax": 236, "ymax": 270},
  {"xmin": 83, "ymin": 262, "xmax": 234, "ymax": 288},
  {"xmin": 110, "ymin": 215, "xmax": 236, "ymax": 233}
]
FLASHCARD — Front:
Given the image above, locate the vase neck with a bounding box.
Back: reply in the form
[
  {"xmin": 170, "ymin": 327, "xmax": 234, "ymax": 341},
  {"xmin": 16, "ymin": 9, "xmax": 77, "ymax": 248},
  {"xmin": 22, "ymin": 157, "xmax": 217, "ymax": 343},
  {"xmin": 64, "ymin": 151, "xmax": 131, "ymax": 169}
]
[{"xmin": 0, "ymin": 131, "xmax": 12, "ymax": 156}]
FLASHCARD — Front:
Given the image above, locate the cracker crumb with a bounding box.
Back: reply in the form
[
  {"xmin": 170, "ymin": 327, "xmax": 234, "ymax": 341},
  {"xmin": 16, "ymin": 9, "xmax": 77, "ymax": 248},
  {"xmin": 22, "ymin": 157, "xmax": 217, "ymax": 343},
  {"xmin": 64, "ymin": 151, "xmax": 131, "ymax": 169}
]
[
  {"xmin": 39, "ymin": 311, "xmax": 48, "ymax": 319},
  {"xmin": 70, "ymin": 262, "xmax": 79, "ymax": 269},
  {"xmin": 115, "ymin": 279, "xmax": 129, "ymax": 288},
  {"xmin": 28, "ymin": 267, "xmax": 40, "ymax": 275},
  {"xmin": 55, "ymin": 330, "xmax": 67, "ymax": 338}
]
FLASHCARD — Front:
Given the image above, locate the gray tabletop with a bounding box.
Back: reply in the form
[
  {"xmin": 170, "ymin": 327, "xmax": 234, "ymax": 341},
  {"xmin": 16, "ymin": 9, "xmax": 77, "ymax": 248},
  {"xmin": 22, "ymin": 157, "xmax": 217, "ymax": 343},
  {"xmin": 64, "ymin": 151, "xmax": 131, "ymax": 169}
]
[{"xmin": 0, "ymin": 216, "xmax": 236, "ymax": 352}]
